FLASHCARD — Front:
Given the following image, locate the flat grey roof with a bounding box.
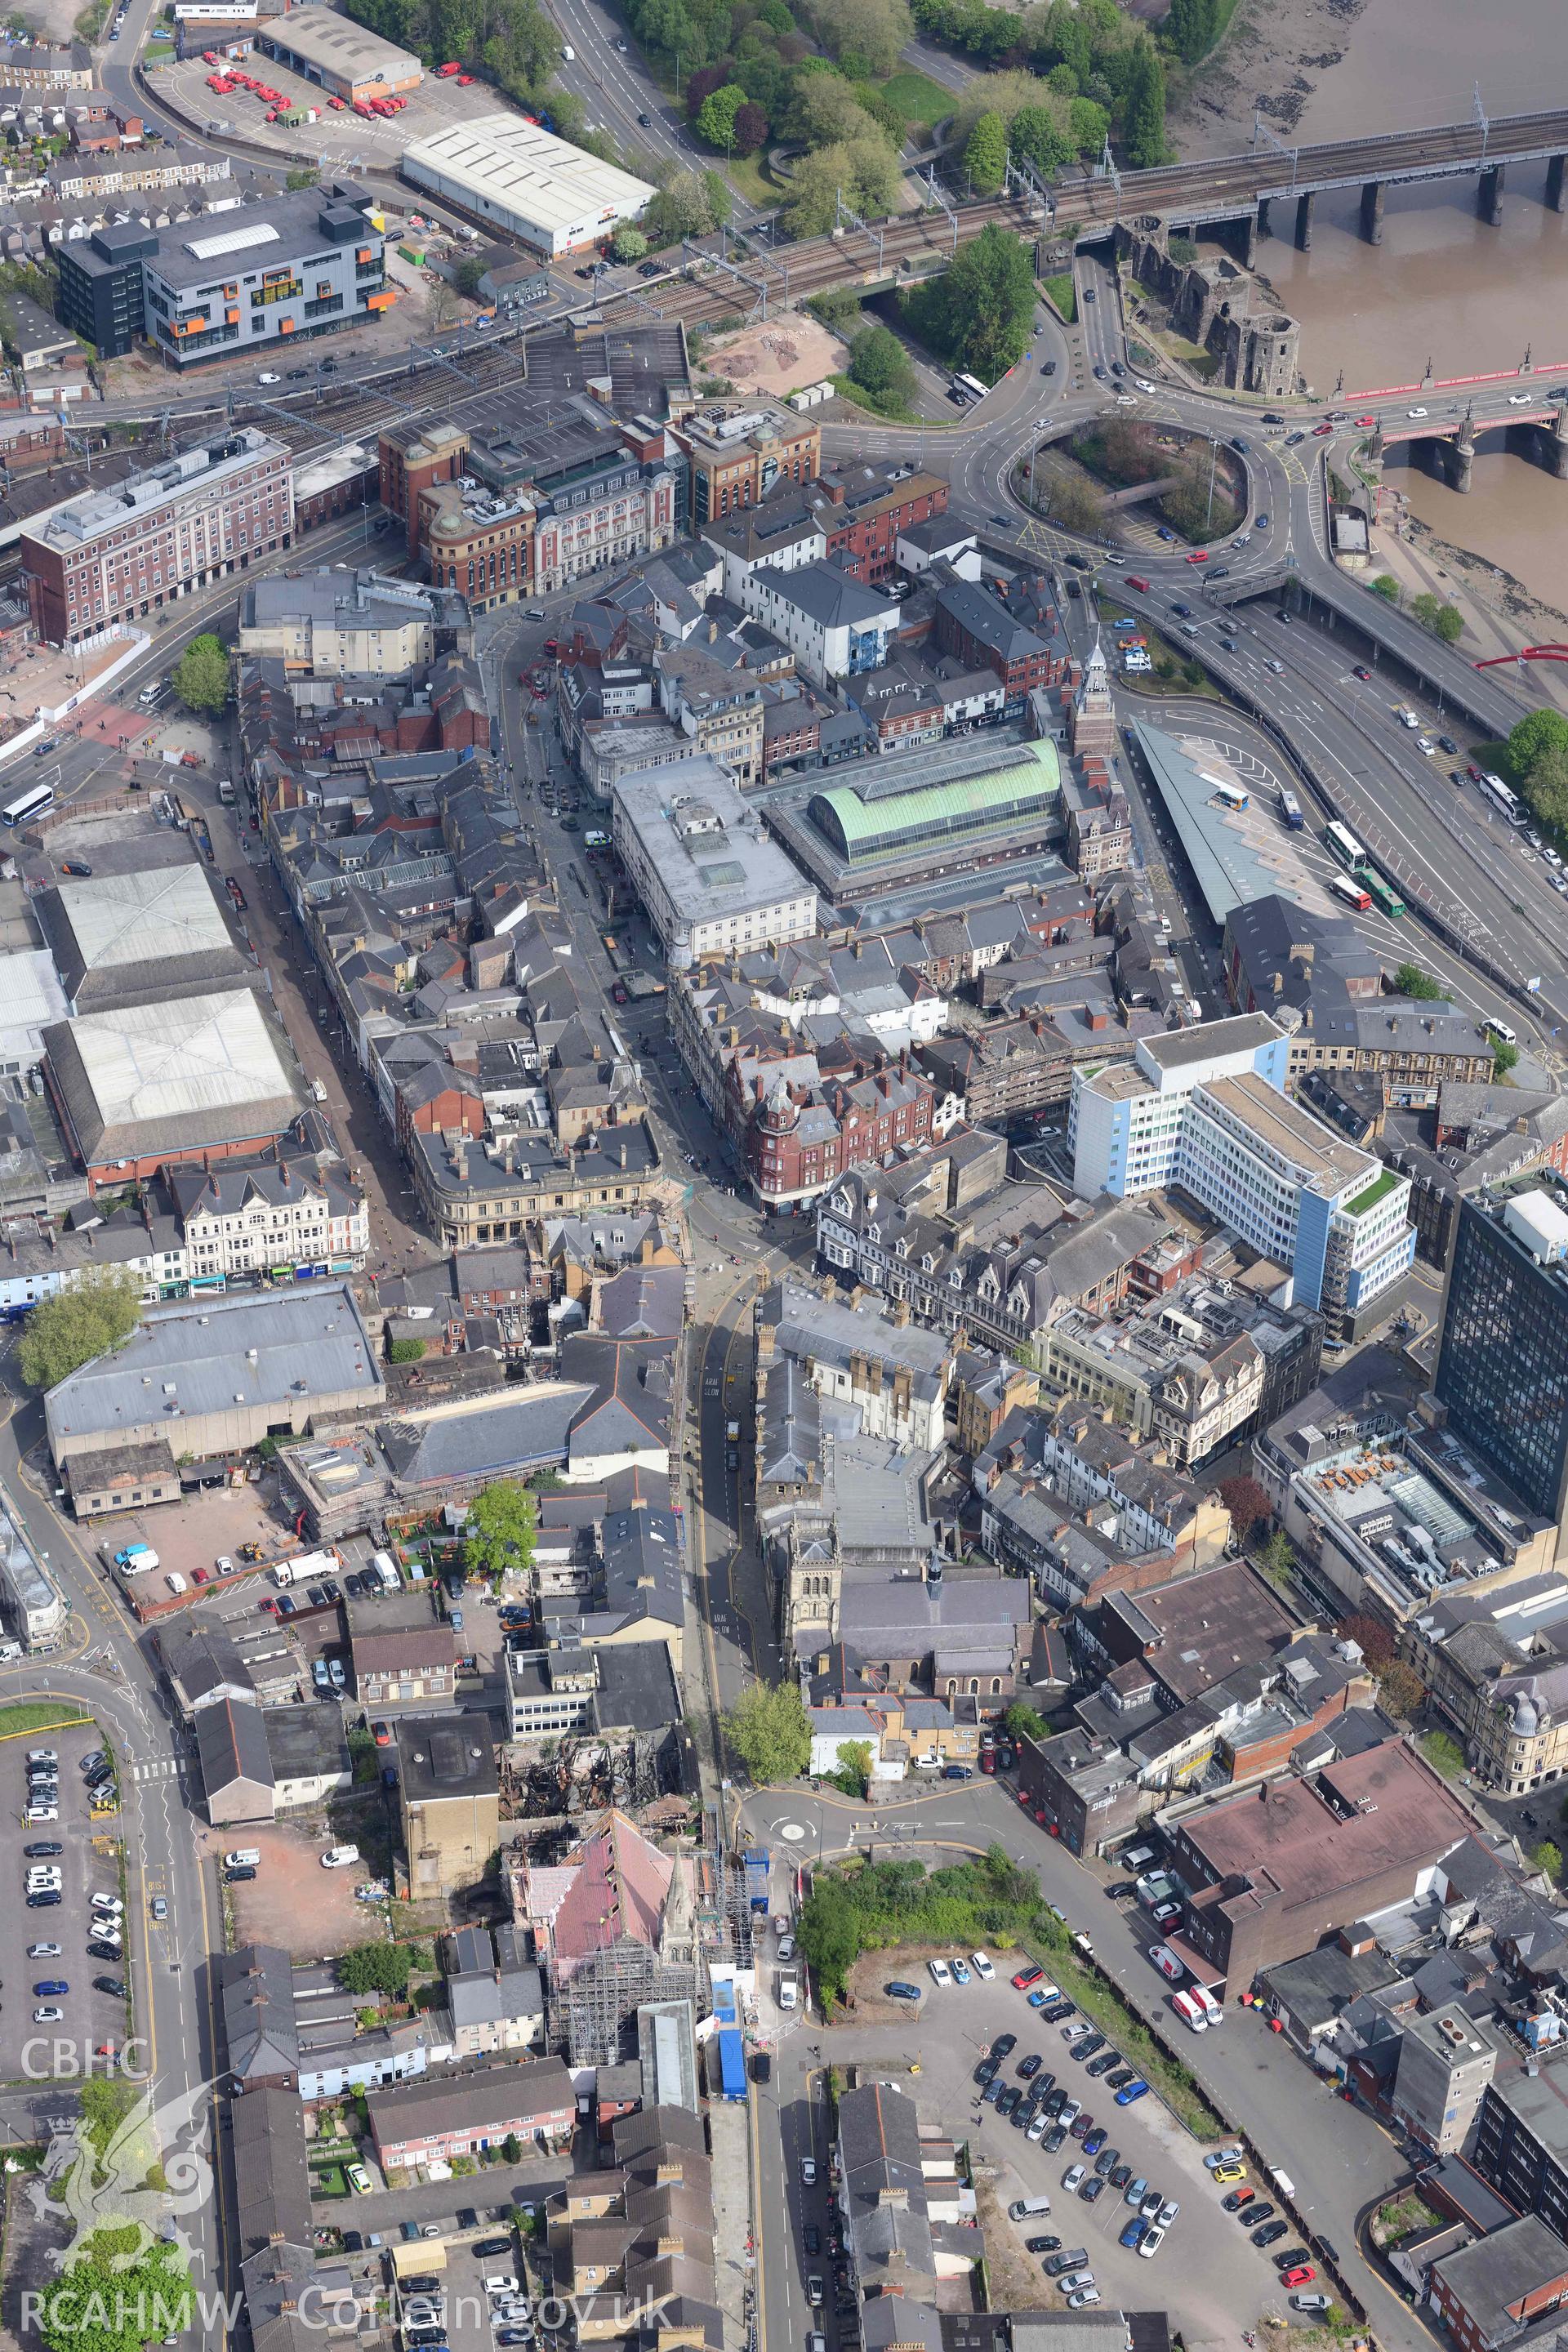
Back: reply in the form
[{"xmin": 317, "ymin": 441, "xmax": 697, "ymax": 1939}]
[
  {"xmin": 45, "ymin": 1281, "xmax": 381, "ymax": 1449},
  {"xmin": 613, "ymin": 758, "xmax": 816, "ymax": 927}
]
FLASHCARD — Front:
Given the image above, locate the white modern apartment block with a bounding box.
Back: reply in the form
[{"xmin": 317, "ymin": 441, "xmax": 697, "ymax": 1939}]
[
  {"xmin": 1071, "ymin": 1013, "xmax": 1293, "ymax": 1197},
  {"xmin": 1071, "ymin": 1011, "xmax": 1415, "ymax": 1334}
]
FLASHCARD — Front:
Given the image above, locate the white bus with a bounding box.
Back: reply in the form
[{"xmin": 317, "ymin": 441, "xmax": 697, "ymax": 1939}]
[
  {"xmin": 1324, "ymin": 818, "xmax": 1366, "ymax": 870},
  {"xmin": 951, "ymin": 372, "xmax": 989, "ymax": 405},
  {"xmin": 1, "ymin": 779, "xmax": 54, "ymax": 828},
  {"xmin": 1478, "ymin": 771, "xmax": 1526, "ymax": 826},
  {"xmin": 1204, "ymin": 776, "xmax": 1250, "ymax": 810}
]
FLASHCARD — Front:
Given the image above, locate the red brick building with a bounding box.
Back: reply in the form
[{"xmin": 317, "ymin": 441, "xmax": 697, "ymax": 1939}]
[
  {"xmin": 1428, "ymin": 2216, "xmax": 1568, "ymax": 2352},
  {"xmin": 740, "ymin": 1054, "xmax": 936, "ymax": 1211},
  {"xmin": 935, "ymin": 577, "xmax": 1064, "ymax": 710},
  {"xmin": 379, "ymin": 419, "xmax": 468, "ymax": 557},
  {"xmin": 815, "ymin": 464, "xmax": 949, "ymax": 584}
]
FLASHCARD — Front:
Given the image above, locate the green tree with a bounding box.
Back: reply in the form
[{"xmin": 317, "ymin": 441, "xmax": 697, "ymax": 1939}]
[
  {"xmin": 782, "ymin": 131, "xmax": 900, "ymax": 234},
  {"xmin": 611, "ymin": 226, "xmax": 648, "ymax": 261},
  {"xmin": 1067, "ymin": 93, "xmax": 1108, "ymax": 154},
  {"xmin": 1536, "ymin": 1840, "xmax": 1566, "ymax": 1882},
  {"xmin": 387, "ymin": 1336, "xmax": 427, "ymax": 1363},
  {"xmin": 788, "ymin": 65, "xmax": 866, "ymax": 145},
  {"xmin": 463, "ymin": 1481, "xmax": 538, "ymax": 1586},
  {"xmin": 964, "ymin": 107, "xmax": 1008, "ymax": 191},
  {"xmin": 172, "ymin": 630, "xmax": 229, "ymax": 714},
  {"xmin": 1163, "ymin": 0, "xmax": 1217, "ymax": 62},
  {"xmin": 1009, "ymin": 100, "xmax": 1074, "ymax": 175},
  {"xmin": 503, "ymin": 2132, "xmax": 523, "ymax": 2163},
  {"xmin": 1494, "ymin": 1038, "xmax": 1521, "ymax": 1076},
  {"xmin": 1370, "ymin": 572, "xmax": 1402, "ymax": 604},
  {"xmin": 285, "ymin": 166, "xmax": 318, "ymax": 189},
  {"xmin": 811, "ymin": 0, "xmax": 911, "ymax": 76},
  {"xmin": 19, "ymin": 1268, "xmax": 142, "ymax": 1392},
  {"xmin": 902, "ymin": 221, "xmax": 1036, "ymax": 383},
  {"xmin": 38, "ymin": 2234, "xmax": 191, "ymax": 2352},
  {"xmin": 1408, "ymin": 590, "xmax": 1463, "ymax": 643},
  {"xmin": 702, "ymin": 167, "xmax": 733, "ymax": 226},
  {"xmin": 723, "ymin": 1678, "xmax": 812, "ymax": 1782},
  {"xmin": 795, "ymin": 1873, "xmax": 862, "ymax": 2007},
  {"xmin": 1001, "ymin": 1700, "xmax": 1044, "ymax": 1743},
  {"xmin": 78, "ymin": 2077, "xmax": 140, "ymax": 2169},
  {"xmin": 696, "ymin": 80, "xmax": 747, "ymax": 146},
  {"xmin": 454, "ymin": 254, "xmax": 488, "ymax": 296},
  {"xmin": 1257, "ymin": 1526, "xmax": 1295, "ymax": 1583},
  {"xmin": 1507, "ymin": 706, "xmax": 1568, "ymax": 784},
  {"xmin": 834, "ymin": 1738, "xmax": 874, "ymax": 1796},
  {"xmin": 1379, "ymin": 1658, "xmax": 1428, "ymax": 1721},
  {"xmin": 847, "ymin": 321, "xmax": 915, "ymax": 407},
  {"xmin": 644, "ymin": 166, "xmax": 722, "ymax": 243},
  {"xmin": 338, "ymin": 1942, "xmax": 415, "ymax": 1996},
  {"xmin": 1392, "ymin": 962, "xmax": 1443, "ymax": 1000},
  {"xmin": 1041, "ymin": 469, "xmax": 1104, "ymax": 532}
]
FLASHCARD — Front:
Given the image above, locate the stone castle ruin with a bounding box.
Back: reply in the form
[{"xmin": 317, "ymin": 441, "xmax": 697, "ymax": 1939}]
[{"xmin": 1119, "ymin": 215, "xmax": 1301, "ymax": 398}]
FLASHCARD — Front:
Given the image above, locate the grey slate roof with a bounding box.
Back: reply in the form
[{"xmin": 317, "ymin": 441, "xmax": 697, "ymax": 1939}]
[
  {"xmin": 220, "ymin": 1943, "xmax": 300, "ymax": 2084},
  {"xmin": 46, "ymin": 1283, "xmax": 381, "ymax": 1453},
  {"xmin": 195, "ymin": 1697, "xmax": 275, "ymax": 1803}
]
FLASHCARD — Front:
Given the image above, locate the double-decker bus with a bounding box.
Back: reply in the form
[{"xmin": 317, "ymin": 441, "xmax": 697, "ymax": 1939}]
[{"xmin": 1328, "ymin": 871, "xmax": 1372, "ymax": 912}]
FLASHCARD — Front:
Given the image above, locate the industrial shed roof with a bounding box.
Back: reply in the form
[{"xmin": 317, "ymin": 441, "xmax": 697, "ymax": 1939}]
[
  {"xmin": 44, "ymin": 1281, "xmax": 381, "ymax": 1450},
  {"xmin": 39, "ymin": 865, "xmax": 248, "ymax": 1013},
  {"xmin": 42, "ymin": 987, "xmax": 305, "ymax": 1165},
  {"xmin": 403, "ymin": 115, "xmax": 656, "ymax": 242}
]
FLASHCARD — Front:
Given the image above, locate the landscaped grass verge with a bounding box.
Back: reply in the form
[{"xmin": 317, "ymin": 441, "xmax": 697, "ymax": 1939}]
[
  {"xmin": 0, "ymin": 1703, "xmax": 91, "ymax": 1741},
  {"xmin": 1042, "ymin": 272, "xmax": 1076, "ymax": 324},
  {"xmin": 1023, "ymin": 1932, "xmax": 1226, "ymax": 2138},
  {"xmin": 879, "ymin": 70, "xmax": 953, "ymax": 127}
]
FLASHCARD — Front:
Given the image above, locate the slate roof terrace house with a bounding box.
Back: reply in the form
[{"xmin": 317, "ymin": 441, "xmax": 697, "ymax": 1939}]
[
  {"xmin": 366, "ymin": 2056, "xmax": 575, "ymax": 2167},
  {"xmin": 836, "ymin": 2078, "xmax": 936, "ymax": 2302}
]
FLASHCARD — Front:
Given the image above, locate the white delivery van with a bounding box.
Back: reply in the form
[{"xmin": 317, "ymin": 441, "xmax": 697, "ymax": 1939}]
[
  {"xmin": 371, "ymin": 1550, "xmax": 399, "ymax": 1590},
  {"xmin": 165, "ymin": 1572, "xmax": 188, "ymax": 1595},
  {"xmin": 225, "ymin": 1849, "xmax": 261, "ymax": 1869},
  {"xmin": 320, "ymin": 1845, "xmax": 360, "ymax": 1869}
]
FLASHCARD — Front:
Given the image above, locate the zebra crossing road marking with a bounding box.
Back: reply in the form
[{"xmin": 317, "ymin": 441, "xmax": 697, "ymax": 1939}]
[{"xmin": 129, "ymin": 1757, "xmax": 181, "ymax": 1783}]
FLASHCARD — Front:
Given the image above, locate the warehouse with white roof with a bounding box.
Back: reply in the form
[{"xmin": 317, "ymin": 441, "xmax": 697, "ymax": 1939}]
[
  {"xmin": 402, "ymin": 116, "xmax": 657, "ymax": 258},
  {"xmin": 37, "ymin": 863, "xmax": 249, "ymax": 1014},
  {"xmin": 41, "ymin": 987, "xmax": 306, "ymax": 1193}
]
